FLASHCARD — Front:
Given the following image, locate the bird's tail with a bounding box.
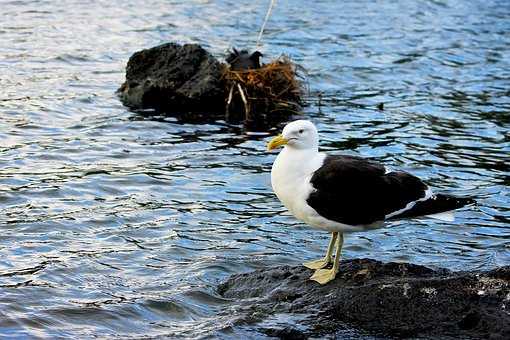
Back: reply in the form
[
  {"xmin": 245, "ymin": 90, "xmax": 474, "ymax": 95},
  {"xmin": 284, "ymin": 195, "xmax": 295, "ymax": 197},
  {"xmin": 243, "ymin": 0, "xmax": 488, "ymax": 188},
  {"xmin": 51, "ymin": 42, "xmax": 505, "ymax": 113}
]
[{"xmin": 389, "ymin": 194, "xmax": 475, "ymax": 221}]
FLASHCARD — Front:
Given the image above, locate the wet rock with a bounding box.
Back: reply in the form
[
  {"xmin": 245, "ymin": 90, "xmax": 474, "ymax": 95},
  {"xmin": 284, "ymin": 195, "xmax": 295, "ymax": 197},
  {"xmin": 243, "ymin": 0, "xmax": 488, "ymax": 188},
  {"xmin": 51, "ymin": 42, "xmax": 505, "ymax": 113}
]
[
  {"xmin": 118, "ymin": 43, "xmax": 225, "ymax": 115},
  {"xmin": 118, "ymin": 43, "xmax": 303, "ymax": 130},
  {"xmin": 262, "ymin": 326, "xmax": 307, "ymax": 340},
  {"xmin": 218, "ymin": 258, "xmax": 510, "ymax": 339}
]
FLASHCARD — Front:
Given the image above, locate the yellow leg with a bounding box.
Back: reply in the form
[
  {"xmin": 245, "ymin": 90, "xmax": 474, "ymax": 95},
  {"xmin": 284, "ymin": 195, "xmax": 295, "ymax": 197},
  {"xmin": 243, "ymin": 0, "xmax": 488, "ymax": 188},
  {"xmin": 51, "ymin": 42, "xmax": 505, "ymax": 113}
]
[
  {"xmin": 303, "ymin": 232, "xmax": 338, "ymax": 269},
  {"xmin": 310, "ymin": 233, "xmax": 344, "ymax": 284}
]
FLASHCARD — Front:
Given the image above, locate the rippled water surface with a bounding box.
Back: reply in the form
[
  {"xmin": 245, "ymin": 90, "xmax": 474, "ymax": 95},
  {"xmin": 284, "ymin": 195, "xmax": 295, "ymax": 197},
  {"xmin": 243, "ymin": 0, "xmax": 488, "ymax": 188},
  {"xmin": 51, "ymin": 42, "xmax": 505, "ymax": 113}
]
[{"xmin": 1, "ymin": 0, "xmax": 509, "ymax": 338}]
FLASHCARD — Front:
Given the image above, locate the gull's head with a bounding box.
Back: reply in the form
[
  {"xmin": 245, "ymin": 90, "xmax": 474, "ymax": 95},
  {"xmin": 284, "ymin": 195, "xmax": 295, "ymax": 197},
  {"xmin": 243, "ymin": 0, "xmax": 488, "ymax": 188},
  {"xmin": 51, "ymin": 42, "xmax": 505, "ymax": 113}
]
[{"xmin": 267, "ymin": 120, "xmax": 319, "ymax": 151}]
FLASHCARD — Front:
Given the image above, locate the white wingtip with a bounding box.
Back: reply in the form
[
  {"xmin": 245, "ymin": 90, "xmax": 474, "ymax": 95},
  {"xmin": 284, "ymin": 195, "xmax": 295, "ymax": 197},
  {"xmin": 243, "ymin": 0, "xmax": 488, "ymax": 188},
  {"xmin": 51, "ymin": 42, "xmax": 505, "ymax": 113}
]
[{"xmin": 427, "ymin": 211, "xmax": 455, "ymax": 222}]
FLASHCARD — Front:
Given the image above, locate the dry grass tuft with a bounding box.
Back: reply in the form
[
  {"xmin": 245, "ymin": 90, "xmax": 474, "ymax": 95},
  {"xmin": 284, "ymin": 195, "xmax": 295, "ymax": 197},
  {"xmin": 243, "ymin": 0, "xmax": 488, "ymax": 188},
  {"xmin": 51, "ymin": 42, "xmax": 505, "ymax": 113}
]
[{"xmin": 223, "ymin": 56, "xmax": 304, "ymax": 121}]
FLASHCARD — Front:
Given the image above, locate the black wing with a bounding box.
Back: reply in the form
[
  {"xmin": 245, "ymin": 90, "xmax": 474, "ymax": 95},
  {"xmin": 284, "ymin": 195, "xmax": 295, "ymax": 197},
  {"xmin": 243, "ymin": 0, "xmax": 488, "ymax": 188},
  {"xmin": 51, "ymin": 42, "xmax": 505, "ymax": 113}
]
[{"xmin": 306, "ymin": 155, "xmax": 428, "ymax": 225}]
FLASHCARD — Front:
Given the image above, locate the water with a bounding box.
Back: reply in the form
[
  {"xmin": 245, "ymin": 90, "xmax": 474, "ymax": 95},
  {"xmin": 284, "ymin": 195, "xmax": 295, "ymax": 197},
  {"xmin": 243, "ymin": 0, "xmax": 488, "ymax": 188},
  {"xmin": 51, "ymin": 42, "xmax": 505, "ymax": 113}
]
[{"xmin": 1, "ymin": 0, "xmax": 509, "ymax": 338}]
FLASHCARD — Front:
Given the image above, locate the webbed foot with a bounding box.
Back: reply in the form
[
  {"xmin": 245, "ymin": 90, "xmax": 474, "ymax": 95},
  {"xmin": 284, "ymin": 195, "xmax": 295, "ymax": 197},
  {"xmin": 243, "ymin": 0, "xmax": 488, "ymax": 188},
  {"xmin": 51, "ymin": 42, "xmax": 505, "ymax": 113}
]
[
  {"xmin": 303, "ymin": 258, "xmax": 331, "ymax": 270},
  {"xmin": 310, "ymin": 267, "xmax": 338, "ymax": 285}
]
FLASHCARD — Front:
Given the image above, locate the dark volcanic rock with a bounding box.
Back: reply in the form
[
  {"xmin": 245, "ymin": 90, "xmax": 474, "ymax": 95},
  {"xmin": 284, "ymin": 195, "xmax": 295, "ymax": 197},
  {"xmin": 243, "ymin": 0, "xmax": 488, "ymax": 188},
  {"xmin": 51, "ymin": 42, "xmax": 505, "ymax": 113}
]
[
  {"xmin": 118, "ymin": 43, "xmax": 225, "ymax": 114},
  {"xmin": 218, "ymin": 258, "xmax": 510, "ymax": 339},
  {"xmin": 118, "ymin": 43, "xmax": 303, "ymax": 129}
]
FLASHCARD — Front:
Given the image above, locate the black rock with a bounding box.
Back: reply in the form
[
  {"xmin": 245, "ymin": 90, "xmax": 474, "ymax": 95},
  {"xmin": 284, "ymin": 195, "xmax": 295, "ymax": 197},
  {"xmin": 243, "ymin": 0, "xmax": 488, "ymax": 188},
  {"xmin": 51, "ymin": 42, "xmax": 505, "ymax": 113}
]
[
  {"xmin": 263, "ymin": 326, "xmax": 308, "ymax": 340},
  {"xmin": 118, "ymin": 43, "xmax": 225, "ymax": 115},
  {"xmin": 218, "ymin": 258, "xmax": 510, "ymax": 339}
]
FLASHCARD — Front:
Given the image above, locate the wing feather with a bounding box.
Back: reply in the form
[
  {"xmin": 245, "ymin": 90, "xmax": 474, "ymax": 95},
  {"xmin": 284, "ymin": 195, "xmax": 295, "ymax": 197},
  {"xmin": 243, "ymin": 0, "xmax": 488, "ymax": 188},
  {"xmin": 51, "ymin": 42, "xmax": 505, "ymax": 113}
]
[{"xmin": 306, "ymin": 155, "xmax": 428, "ymax": 225}]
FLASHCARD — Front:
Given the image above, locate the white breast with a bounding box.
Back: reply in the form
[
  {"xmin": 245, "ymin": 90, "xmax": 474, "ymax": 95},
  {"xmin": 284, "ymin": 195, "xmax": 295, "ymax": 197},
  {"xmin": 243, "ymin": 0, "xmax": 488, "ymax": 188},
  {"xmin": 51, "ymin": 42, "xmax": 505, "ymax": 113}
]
[{"xmin": 271, "ymin": 147, "xmax": 324, "ymax": 221}]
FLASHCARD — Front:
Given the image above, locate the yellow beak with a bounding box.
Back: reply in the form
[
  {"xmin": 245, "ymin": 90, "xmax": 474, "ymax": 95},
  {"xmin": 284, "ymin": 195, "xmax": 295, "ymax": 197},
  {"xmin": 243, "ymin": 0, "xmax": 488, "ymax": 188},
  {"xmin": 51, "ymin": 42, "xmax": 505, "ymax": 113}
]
[{"xmin": 267, "ymin": 134, "xmax": 288, "ymax": 151}]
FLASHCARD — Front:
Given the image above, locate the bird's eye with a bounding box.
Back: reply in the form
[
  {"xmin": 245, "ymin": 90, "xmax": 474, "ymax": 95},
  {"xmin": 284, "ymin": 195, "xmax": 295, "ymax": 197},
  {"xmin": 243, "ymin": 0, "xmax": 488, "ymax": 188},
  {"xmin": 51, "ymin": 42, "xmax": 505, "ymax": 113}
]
[{"xmin": 298, "ymin": 129, "xmax": 304, "ymax": 134}]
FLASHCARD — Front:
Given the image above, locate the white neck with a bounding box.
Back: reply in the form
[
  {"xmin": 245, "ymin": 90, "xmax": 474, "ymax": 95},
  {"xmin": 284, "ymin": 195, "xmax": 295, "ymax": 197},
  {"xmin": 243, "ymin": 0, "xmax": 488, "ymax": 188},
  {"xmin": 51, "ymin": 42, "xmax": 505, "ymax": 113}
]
[
  {"xmin": 270, "ymin": 146, "xmax": 324, "ymax": 218},
  {"xmin": 277, "ymin": 146, "xmax": 319, "ymax": 172}
]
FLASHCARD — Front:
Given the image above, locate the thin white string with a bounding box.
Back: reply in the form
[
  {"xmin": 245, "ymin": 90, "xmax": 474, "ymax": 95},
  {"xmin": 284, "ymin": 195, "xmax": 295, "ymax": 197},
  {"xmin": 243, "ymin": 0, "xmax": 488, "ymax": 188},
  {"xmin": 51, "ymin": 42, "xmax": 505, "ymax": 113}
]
[{"xmin": 256, "ymin": 0, "xmax": 277, "ymax": 48}]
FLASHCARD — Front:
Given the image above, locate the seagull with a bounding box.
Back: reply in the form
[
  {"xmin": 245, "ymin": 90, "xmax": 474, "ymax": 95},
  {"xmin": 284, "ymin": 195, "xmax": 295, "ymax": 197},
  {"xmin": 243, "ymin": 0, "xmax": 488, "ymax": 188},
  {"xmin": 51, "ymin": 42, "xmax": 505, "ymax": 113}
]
[{"xmin": 267, "ymin": 120, "xmax": 474, "ymax": 285}]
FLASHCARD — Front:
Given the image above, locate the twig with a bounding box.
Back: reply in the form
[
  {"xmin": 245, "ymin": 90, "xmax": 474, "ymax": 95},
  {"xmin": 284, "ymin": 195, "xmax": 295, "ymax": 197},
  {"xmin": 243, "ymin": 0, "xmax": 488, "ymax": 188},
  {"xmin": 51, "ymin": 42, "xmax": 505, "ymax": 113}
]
[
  {"xmin": 227, "ymin": 84, "xmax": 234, "ymax": 106},
  {"xmin": 237, "ymin": 83, "xmax": 250, "ymax": 117},
  {"xmin": 256, "ymin": 0, "xmax": 277, "ymax": 47}
]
